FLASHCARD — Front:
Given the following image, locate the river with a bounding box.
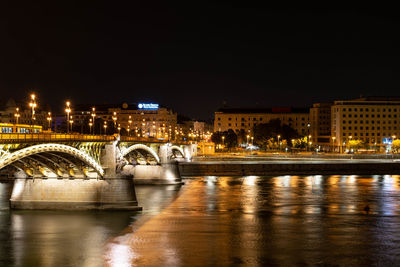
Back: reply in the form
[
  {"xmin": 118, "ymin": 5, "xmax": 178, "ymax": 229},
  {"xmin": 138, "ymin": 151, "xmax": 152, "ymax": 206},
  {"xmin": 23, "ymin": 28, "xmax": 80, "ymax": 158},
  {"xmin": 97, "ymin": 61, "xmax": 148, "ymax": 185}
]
[{"xmin": 2, "ymin": 175, "xmax": 400, "ymax": 266}]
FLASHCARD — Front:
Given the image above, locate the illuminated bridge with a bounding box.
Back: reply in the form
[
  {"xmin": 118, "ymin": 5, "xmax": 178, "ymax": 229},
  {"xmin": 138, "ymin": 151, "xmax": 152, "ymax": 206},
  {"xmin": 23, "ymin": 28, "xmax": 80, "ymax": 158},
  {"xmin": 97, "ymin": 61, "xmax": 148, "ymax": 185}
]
[{"xmin": 0, "ymin": 133, "xmax": 196, "ymax": 210}]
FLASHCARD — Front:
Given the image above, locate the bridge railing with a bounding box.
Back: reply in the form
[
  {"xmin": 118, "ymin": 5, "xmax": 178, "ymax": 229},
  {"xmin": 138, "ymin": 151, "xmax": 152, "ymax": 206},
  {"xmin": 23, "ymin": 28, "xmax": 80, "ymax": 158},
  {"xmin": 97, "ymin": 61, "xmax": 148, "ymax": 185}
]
[
  {"xmin": 0, "ymin": 133, "xmax": 193, "ymax": 145},
  {"xmin": 0, "ymin": 133, "xmax": 115, "ymax": 143}
]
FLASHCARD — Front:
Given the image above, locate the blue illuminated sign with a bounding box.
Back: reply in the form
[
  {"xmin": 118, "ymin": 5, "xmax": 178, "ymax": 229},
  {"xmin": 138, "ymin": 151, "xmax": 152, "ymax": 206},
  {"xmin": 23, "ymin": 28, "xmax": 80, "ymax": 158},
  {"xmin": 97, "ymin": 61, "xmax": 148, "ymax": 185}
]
[
  {"xmin": 383, "ymin": 137, "xmax": 392, "ymax": 145},
  {"xmin": 138, "ymin": 103, "xmax": 159, "ymax": 110}
]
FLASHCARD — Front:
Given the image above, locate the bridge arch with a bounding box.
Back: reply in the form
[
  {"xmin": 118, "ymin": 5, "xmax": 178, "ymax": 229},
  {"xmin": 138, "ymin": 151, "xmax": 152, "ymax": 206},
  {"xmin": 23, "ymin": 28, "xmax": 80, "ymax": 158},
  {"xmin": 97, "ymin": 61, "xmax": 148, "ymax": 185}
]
[
  {"xmin": 0, "ymin": 144, "xmax": 104, "ymax": 177},
  {"xmin": 121, "ymin": 144, "xmax": 160, "ymax": 164},
  {"xmin": 170, "ymin": 145, "xmax": 185, "ymax": 158}
]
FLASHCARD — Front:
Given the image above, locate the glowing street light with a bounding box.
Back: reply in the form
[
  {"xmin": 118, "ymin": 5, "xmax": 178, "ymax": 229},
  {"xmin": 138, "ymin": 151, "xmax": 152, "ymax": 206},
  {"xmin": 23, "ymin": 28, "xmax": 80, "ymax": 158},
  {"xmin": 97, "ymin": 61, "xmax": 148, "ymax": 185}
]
[
  {"xmin": 65, "ymin": 101, "xmax": 71, "ymax": 133},
  {"xmin": 29, "ymin": 93, "xmax": 37, "ymax": 133},
  {"xmin": 128, "ymin": 115, "xmax": 132, "ymax": 136},
  {"xmin": 247, "ymin": 135, "xmax": 250, "ymax": 146},
  {"xmin": 47, "ymin": 112, "xmax": 52, "ymax": 130},
  {"xmin": 91, "ymin": 107, "xmax": 96, "ymax": 134},
  {"xmin": 14, "ymin": 107, "xmax": 20, "ymax": 125},
  {"xmin": 112, "ymin": 112, "xmax": 117, "ymax": 132},
  {"xmin": 69, "ymin": 116, "xmax": 74, "ymax": 132},
  {"xmin": 118, "ymin": 123, "xmax": 121, "ymax": 134},
  {"xmin": 103, "ymin": 121, "xmax": 107, "ymax": 135},
  {"xmin": 89, "ymin": 118, "xmax": 93, "ymax": 134}
]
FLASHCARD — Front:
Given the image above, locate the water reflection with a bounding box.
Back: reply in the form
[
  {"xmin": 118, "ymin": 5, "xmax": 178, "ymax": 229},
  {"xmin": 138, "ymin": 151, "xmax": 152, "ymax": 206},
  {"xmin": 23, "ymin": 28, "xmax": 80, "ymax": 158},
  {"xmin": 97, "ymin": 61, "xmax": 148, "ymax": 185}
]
[
  {"xmin": 106, "ymin": 175, "xmax": 400, "ymax": 266},
  {"xmin": 0, "ymin": 182, "xmax": 183, "ymax": 267}
]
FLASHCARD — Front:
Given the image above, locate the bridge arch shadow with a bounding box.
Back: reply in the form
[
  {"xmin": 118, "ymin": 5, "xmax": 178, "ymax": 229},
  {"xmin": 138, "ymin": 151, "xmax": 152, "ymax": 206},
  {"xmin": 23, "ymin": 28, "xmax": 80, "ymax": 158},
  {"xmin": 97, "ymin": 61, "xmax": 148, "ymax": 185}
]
[
  {"xmin": 121, "ymin": 144, "xmax": 160, "ymax": 165},
  {"xmin": 0, "ymin": 144, "xmax": 104, "ymax": 177}
]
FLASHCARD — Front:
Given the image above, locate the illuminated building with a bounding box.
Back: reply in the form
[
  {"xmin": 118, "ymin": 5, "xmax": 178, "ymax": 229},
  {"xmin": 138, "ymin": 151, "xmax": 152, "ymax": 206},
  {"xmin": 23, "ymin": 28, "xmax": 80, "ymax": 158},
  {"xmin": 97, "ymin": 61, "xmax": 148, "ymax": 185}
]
[
  {"xmin": 0, "ymin": 98, "xmax": 48, "ymax": 130},
  {"xmin": 331, "ymin": 97, "xmax": 400, "ymax": 150},
  {"xmin": 214, "ymin": 107, "xmax": 310, "ymax": 136},
  {"xmin": 72, "ymin": 103, "xmax": 177, "ymax": 138}
]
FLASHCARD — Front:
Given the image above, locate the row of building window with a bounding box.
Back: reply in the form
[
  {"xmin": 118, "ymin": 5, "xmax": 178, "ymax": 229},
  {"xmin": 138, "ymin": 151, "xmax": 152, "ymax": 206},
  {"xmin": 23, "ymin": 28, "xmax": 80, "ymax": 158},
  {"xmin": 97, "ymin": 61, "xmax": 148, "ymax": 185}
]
[
  {"xmin": 342, "ymin": 120, "xmax": 397, "ymax": 124},
  {"xmin": 218, "ymin": 117, "xmax": 307, "ymax": 121},
  {"xmin": 342, "ymin": 114, "xmax": 397, "ymax": 118},
  {"xmin": 343, "ymin": 126, "xmax": 397, "ymax": 130},
  {"xmin": 340, "ymin": 108, "xmax": 398, "ymax": 112},
  {"xmin": 342, "ymin": 132, "xmax": 396, "ymax": 137}
]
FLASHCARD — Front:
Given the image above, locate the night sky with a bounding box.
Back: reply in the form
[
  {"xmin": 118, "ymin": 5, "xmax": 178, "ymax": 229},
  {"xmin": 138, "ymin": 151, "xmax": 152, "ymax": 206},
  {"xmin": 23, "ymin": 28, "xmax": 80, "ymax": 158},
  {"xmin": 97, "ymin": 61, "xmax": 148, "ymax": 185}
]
[{"xmin": 1, "ymin": 3, "xmax": 400, "ymax": 121}]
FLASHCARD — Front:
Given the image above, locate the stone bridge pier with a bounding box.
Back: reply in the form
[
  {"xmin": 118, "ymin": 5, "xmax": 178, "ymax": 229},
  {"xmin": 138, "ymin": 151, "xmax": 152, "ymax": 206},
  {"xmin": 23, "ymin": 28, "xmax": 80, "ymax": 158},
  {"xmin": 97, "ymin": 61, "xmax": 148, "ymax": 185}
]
[
  {"xmin": 9, "ymin": 141, "xmax": 141, "ymax": 210},
  {"xmin": 131, "ymin": 144, "xmax": 186, "ymax": 185}
]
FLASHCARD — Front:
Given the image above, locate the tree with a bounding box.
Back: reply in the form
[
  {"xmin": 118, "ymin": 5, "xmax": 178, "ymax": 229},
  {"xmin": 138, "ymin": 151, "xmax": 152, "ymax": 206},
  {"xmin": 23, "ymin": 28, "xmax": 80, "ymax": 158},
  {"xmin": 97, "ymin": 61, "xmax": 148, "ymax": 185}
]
[
  {"xmin": 224, "ymin": 129, "xmax": 238, "ymax": 149},
  {"xmin": 392, "ymin": 139, "xmax": 400, "ymax": 153},
  {"xmin": 347, "ymin": 139, "xmax": 363, "ymax": 151},
  {"xmin": 211, "ymin": 131, "xmax": 223, "ymax": 144},
  {"xmin": 253, "ymin": 119, "xmax": 299, "ymax": 150},
  {"xmin": 237, "ymin": 129, "xmax": 247, "ymax": 145}
]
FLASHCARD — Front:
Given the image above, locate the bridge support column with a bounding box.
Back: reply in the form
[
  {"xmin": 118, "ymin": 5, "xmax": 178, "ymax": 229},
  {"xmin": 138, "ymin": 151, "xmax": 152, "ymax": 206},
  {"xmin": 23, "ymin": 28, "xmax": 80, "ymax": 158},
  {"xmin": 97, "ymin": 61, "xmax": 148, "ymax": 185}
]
[
  {"xmin": 133, "ymin": 144, "xmax": 183, "ymax": 185},
  {"xmin": 183, "ymin": 144, "xmax": 197, "ymax": 160},
  {"xmin": 10, "ymin": 177, "xmax": 141, "ymax": 210},
  {"xmin": 10, "ymin": 141, "xmax": 142, "ymax": 210}
]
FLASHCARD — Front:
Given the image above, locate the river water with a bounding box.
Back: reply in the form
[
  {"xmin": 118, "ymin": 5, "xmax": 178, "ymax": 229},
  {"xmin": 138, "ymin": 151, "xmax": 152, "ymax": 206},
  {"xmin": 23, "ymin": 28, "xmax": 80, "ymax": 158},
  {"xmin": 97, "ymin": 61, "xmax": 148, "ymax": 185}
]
[{"xmin": 2, "ymin": 175, "xmax": 400, "ymax": 266}]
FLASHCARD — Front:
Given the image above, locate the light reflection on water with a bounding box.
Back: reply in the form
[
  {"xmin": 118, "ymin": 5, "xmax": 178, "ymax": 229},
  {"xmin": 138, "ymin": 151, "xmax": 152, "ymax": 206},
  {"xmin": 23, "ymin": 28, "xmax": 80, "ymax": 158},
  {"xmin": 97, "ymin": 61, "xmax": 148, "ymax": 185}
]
[
  {"xmin": 106, "ymin": 175, "xmax": 400, "ymax": 266},
  {"xmin": 2, "ymin": 175, "xmax": 400, "ymax": 266}
]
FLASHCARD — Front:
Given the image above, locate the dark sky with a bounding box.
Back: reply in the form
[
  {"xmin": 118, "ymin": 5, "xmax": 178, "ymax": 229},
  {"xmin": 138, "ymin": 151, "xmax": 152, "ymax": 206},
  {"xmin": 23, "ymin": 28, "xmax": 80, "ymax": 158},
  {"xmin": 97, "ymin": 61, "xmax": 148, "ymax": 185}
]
[{"xmin": 1, "ymin": 3, "xmax": 400, "ymax": 120}]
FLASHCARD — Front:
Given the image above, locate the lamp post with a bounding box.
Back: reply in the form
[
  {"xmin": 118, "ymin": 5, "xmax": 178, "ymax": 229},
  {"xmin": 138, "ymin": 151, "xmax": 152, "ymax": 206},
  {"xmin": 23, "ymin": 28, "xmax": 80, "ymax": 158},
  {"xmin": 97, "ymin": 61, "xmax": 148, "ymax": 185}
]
[
  {"xmin": 332, "ymin": 136, "xmax": 336, "ymax": 153},
  {"xmin": 222, "ymin": 136, "xmax": 225, "ymax": 149},
  {"xmin": 47, "ymin": 112, "xmax": 52, "ymax": 130},
  {"xmin": 251, "ymin": 136, "xmax": 254, "ymax": 145},
  {"xmin": 69, "ymin": 116, "xmax": 74, "ymax": 133},
  {"xmin": 14, "ymin": 107, "xmax": 20, "ymax": 125},
  {"xmin": 89, "ymin": 119, "xmax": 93, "ymax": 134},
  {"xmin": 91, "ymin": 107, "xmax": 96, "ymax": 135},
  {"xmin": 29, "ymin": 94, "xmax": 37, "ymax": 133},
  {"xmin": 128, "ymin": 116, "xmax": 132, "ymax": 136},
  {"xmin": 65, "ymin": 101, "xmax": 71, "ymax": 133},
  {"xmin": 247, "ymin": 134, "xmax": 250, "ymax": 146},
  {"xmin": 103, "ymin": 121, "xmax": 107, "ymax": 135},
  {"xmin": 277, "ymin": 135, "xmax": 281, "ymax": 151},
  {"xmin": 307, "ymin": 123, "xmax": 311, "ymax": 151},
  {"xmin": 112, "ymin": 112, "xmax": 117, "ymax": 133},
  {"xmin": 118, "ymin": 123, "xmax": 121, "ymax": 134}
]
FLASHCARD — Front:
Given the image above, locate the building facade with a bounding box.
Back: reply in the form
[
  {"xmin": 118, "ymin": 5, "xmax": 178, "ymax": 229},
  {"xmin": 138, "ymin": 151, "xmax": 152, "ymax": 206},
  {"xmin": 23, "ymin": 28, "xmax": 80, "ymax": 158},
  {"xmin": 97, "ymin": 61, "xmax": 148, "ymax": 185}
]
[
  {"xmin": 0, "ymin": 98, "xmax": 49, "ymax": 131},
  {"xmin": 310, "ymin": 103, "xmax": 332, "ymax": 147},
  {"xmin": 72, "ymin": 103, "xmax": 178, "ymax": 139},
  {"xmin": 214, "ymin": 107, "xmax": 310, "ymax": 136},
  {"xmin": 331, "ymin": 97, "xmax": 400, "ymax": 150}
]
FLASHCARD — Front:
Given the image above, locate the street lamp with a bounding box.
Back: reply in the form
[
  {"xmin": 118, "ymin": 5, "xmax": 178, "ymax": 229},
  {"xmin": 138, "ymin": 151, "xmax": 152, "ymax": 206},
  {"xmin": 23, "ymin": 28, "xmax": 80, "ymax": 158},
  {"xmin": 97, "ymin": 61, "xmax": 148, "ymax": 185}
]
[
  {"xmin": 14, "ymin": 107, "xmax": 20, "ymax": 125},
  {"xmin": 118, "ymin": 123, "xmax": 121, "ymax": 134},
  {"xmin": 277, "ymin": 135, "xmax": 281, "ymax": 150},
  {"xmin": 89, "ymin": 118, "xmax": 93, "ymax": 134},
  {"xmin": 103, "ymin": 121, "xmax": 107, "ymax": 135},
  {"xmin": 247, "ymin": 135, "xmax": 250, "ymax": 146},
  {"xmin": 47, "ymin": 112, "xmax": 52, "ymax": 130},
  {"xmin": 128, "ymin": 116, "xmax": 132, "ymax": 136},
  {"xmin": 222, "ymin": 136, "xmax": 225, "ymax": 148},
  {"xmin": 65, "ymin": 101, "xmax": 71, "ymax": 133},
  {"xmin": 91, "ymin": 107, "xmax": 96, "ymax": 135},
  {"xmin": 29, "ymin": 94, "xmax": 37, "ymax": 133},
  {"xmin": 69, "ymin": 116, "xmax": 74, "ymax": 133},
  {"xmin": 112, "ymin": 112, "xmax": 117, "ymax": 132},
  {"xmin": 251, "ymin": 136, "xmax": 254, "ymax": 145},
  {"xmin": 332, "ymin": 136, "xmax": 336, "ymax": 152}
]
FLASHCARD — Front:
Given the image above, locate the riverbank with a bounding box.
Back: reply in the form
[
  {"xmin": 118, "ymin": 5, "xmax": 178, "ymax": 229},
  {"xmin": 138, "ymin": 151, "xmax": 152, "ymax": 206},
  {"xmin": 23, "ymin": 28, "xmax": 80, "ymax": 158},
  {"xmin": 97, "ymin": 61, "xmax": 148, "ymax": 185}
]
[{"xmin": 180, "ymin": 158, "xmax": 400, "ymax": 176}]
